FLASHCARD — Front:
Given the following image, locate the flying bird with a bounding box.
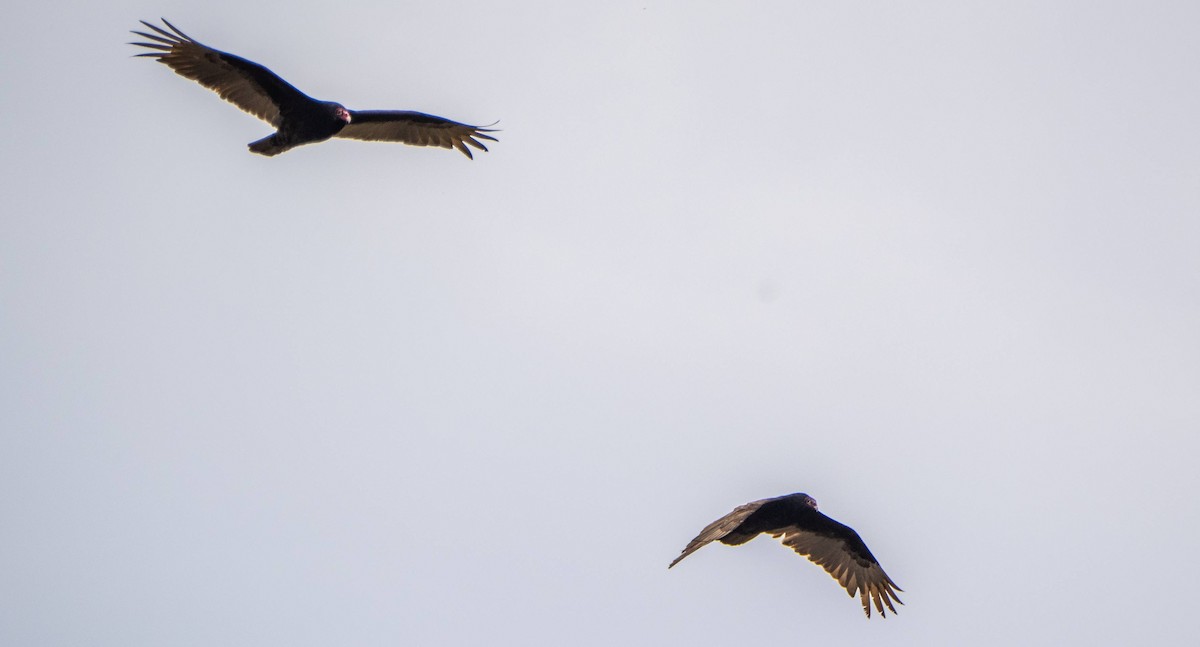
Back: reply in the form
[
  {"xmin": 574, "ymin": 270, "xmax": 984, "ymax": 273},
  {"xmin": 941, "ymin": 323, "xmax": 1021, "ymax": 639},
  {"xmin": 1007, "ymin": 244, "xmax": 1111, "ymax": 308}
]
[
  {"xmin": 129, "ymin": 19, "xmax": 497, "ymax": 158},
  {"xmin": 669, "ymin": 492, "xmax": 903, "ymax": 618}
]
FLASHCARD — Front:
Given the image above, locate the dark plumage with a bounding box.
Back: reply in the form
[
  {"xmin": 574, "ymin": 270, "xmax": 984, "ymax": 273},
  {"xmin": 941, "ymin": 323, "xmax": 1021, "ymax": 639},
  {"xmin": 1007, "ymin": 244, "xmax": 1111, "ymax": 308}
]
[
  {"xmin": 129, "ymin": 19, "xmax": 497, "ymax": 158},
  {"xmin": 669, "ymin": 493, "xmax": 903, "ymax": 618}
]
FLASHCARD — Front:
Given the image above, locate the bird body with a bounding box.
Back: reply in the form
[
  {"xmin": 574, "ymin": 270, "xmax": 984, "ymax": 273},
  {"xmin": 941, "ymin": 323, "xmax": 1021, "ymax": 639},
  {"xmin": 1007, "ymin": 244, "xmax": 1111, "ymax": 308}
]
[
  {"xmin": 248, "ymin": 101, "xmax": 351, "ymax": 156},
  {"xmin": 670, "ymin": 493, "xmax": 903, "ymax": 618},
  {"xmin": 130, "ymin": 19, "xmax": 497, "ymax": 158}
]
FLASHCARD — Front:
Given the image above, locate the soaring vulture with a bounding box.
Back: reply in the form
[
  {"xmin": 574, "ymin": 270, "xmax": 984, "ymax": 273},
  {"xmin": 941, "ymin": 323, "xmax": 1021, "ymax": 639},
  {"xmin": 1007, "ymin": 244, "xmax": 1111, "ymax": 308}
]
[
  {"xmin": 129, "ymin": 19, "xmax": 497, "ymax": 158},
  {"xmin": 669, "ymin": 493, "xmax": 903, "ymax": 618}
]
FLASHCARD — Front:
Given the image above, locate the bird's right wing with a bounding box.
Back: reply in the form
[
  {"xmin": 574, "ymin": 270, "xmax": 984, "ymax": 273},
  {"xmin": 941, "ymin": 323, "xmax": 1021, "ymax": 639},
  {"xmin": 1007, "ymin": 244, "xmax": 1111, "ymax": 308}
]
[
  {"xmin": 336, "ymin": 111, "xmax": 498, "ymax": 159},
  {"xmin": 776, "ymin": 523, "xmax": 903, "ymax": 618},
  {"xmin": 130, "ymin": 19, "xmax": 309, "ymax": 127},
  {"xmin": 668, "ymin": 499, "xmax": 769, "ymax": 568}
]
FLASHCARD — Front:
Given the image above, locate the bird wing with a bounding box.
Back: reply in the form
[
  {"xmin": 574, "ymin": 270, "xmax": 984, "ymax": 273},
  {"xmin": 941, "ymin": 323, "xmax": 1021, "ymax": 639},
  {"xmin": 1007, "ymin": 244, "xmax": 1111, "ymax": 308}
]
[
  {"xmin": 130, "ymin": 19, "xmax": 311, "ymax": 127},
  {"xmin": 775, "ymin": 520, "xmax": 903, "ymax": 618},
  {"xmin": 668, "ymin": 499, "xmax": 770, "ymax": 568},
  {"xmin": 336, "ymin": 111, "xmax": 498, "ymax": 159}
]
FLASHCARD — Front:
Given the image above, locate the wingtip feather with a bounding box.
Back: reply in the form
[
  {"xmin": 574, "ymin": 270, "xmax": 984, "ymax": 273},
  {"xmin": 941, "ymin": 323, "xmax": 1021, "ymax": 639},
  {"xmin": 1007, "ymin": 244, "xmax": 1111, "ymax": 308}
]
[
  {"xmin": 159, "ymin": 18, "xmax": 194, "ymax": 42},
  {"xmin": 452, "ymin": 140, "xmax": 474, "ymax": 159}
]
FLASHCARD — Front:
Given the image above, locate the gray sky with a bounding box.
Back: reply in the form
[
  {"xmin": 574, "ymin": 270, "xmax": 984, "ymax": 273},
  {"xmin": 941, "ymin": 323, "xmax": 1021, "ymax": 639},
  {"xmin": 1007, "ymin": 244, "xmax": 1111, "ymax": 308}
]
[{"xmin": 2, "ymin": 1, "xmax": 1198, "ymax": 645}]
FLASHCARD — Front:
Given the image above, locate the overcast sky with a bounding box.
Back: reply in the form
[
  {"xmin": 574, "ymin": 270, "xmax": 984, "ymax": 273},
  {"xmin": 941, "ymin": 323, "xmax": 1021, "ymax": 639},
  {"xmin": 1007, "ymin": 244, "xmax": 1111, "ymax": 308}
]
[{"xmin": 2, "ymin": 1, "xmax": 1198, "ymax": 645}]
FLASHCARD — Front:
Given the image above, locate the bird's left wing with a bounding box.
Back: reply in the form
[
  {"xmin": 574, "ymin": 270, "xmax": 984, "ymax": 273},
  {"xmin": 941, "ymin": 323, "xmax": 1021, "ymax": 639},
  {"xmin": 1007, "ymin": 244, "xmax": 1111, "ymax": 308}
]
[
  {"xmin": 775, "ymin": 521, "xmax": 903, "ymax": 618},
  {"xmin": 668, "ymin": 499, "xmax": 769, "ymax": 568},
  {"xmin": 130, "ymin": 19, "xmax": 309, "ymax": 127},
  {"xmin": 336, "ymin": 111, "xmax": 498, "ymax": 159}
]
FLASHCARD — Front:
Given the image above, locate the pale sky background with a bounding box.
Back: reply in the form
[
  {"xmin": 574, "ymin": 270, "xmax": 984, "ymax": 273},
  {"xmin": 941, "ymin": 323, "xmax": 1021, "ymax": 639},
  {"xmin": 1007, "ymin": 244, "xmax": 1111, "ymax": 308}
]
[{"xmin": 2, "ymin": 1, "xmax": 1199, "ymax": 645}]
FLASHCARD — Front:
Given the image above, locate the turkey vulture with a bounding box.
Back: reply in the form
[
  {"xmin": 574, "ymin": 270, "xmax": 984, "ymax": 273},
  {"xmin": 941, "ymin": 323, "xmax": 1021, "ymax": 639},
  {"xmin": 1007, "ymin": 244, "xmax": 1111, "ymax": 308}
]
[
  {"xmin": 129, "ymin": 19, "xmax": 497, "ymax": 158},
  {"xmin": 669, "ymin": 493, "xmax": 903, "ymax": 618}
]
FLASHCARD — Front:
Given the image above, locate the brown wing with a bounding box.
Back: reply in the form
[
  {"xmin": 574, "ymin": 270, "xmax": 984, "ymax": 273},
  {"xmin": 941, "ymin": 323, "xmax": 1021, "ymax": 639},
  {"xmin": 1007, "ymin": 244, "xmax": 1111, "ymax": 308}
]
[
  {"xmin": 336, "ymin": 111, "xmax": 498, "ymax": 159},
  {"xmin": 668, "ymin": 499, "xmax": 771, "ymax": 568},
  {"xmin": 775, "ymin": 525, "xmax": 904, "ymax": 618},
  {"xmin": 130, "ymin": 19, "xmax": 314, "ymax": 127}
]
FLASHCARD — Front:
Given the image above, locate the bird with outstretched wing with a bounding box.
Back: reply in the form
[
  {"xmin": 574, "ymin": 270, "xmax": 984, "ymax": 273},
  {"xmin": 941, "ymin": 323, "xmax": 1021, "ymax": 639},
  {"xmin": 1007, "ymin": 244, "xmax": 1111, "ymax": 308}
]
[
  {"xmin": 130, "ymin": 19, "xmax": 497, "ymax": 158},
  {"xmin": 670, "ymin": 492, "xmax": 903, "ymax": 618}
]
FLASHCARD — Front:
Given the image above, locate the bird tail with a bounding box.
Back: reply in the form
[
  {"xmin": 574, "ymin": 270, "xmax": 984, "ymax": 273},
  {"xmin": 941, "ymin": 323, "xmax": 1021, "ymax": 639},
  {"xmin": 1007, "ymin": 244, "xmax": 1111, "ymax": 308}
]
[{"xmin": 248, "ymin": 133, "xmax": 292, "ymax": 156}]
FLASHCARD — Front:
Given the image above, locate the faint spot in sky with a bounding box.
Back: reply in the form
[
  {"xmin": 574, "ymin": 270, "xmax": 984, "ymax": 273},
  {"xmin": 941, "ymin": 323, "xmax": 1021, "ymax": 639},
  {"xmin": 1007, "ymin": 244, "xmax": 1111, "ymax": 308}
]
[{"xmin": 757, "ymin": 279, "xmax": 780, "ymax": 303}]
